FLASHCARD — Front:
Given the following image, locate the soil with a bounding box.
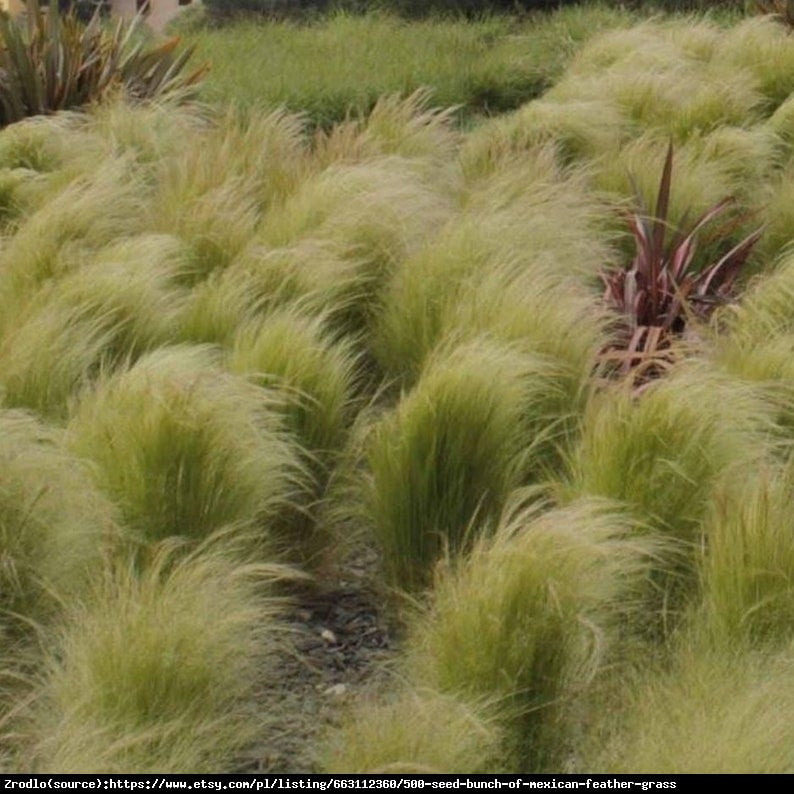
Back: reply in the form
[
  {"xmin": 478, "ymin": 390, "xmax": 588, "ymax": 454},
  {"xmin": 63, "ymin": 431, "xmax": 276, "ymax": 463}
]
[{"xmin": 237, "ymin": 551, "xmax": 400, "ymax": 773}]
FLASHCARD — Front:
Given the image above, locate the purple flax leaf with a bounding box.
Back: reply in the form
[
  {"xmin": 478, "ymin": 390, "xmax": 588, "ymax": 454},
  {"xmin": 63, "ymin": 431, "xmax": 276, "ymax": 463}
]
[{"xmin": 698, "ymin": 227, "xmax": 764, "ymax": 297}]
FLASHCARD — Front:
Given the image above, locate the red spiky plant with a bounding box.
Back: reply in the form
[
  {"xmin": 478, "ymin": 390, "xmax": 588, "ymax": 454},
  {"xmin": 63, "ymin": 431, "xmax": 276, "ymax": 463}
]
[{"xmin": 600, "ymin": 143, "xmax": 763, "ymax": 389}]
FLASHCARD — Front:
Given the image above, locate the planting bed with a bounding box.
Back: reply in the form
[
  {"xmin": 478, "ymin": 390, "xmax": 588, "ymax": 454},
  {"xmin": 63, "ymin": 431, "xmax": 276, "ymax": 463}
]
[{"xmin": 2, "ymin": 3, "xmax": 794, "ymax": 774}]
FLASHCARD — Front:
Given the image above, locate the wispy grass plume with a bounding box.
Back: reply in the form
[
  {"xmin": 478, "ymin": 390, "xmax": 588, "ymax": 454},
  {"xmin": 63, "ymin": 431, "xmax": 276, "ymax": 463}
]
[
  {"xmin": 711, "ymin": 333, "xmax": 794, "ymax": 439},
  {"xmin": 441, "ymin": 263, "xmax": 607, "ymax": 411},
  {"xmin": 228, "ymin": 307, "xmax": 359, "ymax": 458},
  {"xmin": 313, "ymin": 90, "xmax": 459, "ymax": 176},
  {"xmin": 0, "ymin": 410, "xmax": 117, "ymax": 631},
  {"xmin": 257, "ymin": 156, "xmax": 455, "ymax": 343},
  {"xmin": 200, "ymin": 107, "xmax": 309, "ymax": 213},
  {"xmin": 564, "ymin": 366, "xmax": 774, "ymax": 633},
  {"xmin": 722, "ymin": 248, "xmax": 794, "ymax": 342},
  {"xmin": 696, "ymin": 464, "xmax": 794, "ymax": 648},
  {"xmin": 323, "ymin": 688, "xmax": 504, "ymax": 774},
  {"xmin": 0, "ymin": 114, "xmax": 69, "ymax": 173},
  {"xmin": 0, "ymin": 235, "xmax": 188, "ymax": 419},
  {"xmin": 66, "ymin": 346, "xmax": 302, "ymax": 548},
  {"xmin": 409, "ymin": 499, "xmax": 650, "ymax": 771},
  {"xmin": 0, "ymin": 160, "xmax": 146, "ymax": 326},
  {"xmin": 374, "ymin": 163, "xmax": 615, "ymax": 386},
  {"xmin": 366, "ymin": 340, "xmax": 579, "ymax": 589},
  {"xmin": 75, "ymin": 101, "xmax": 210, "ymax": 181},
  {"xmin": 148, "ymin": 171, "xmax": 259, "ymax": 283},
  {"xmin": 593, "ymin": 133, "xmax": 744, "ymax": 242},
  {"xmin": 713, "ymin": 15, "xmax": 794, "ymax": 109},
  {"xmin": 579, "ymin": 644, "xmax": 794, "ymax": 773},
  {"xmin": 692, "ymin": 124, "xmax": 784, "ymax": 194},
  {"xmin": 754, "ymin": 163, "xmax": 794, "ymax": 263},
  {"xmin": 461, "ymin": 97, "xmax": 629, "ymax": 181},
  {"xmin": 14, "ymin": 540, "xmax": 288, "ymax": 773},
  {"xmin": 176, "ymin": 240, "xmax": 365, "ymax": 345},
  {"xmin": 767, "ymin": 94, "xmax": 794, "ymax": 149}
]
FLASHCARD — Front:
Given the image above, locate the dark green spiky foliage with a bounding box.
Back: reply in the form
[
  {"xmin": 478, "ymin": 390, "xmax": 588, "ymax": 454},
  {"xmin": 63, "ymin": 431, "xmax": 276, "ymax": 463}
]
[{"xmin": 0, "ymin": 0, "xmax": 206, "ymax": 128}]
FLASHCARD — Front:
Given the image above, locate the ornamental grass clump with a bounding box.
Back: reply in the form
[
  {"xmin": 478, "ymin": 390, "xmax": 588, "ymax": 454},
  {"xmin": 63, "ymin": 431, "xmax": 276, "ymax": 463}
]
[
  {"xmin": 409, "ymin": 499, "xmax": 651, "ymax": 772},
  {"xmin": 753, "ymin": 163, "xmax": 794, "ymax": 262},
  {"xmin": 374, "ymin": 161, "xmax": 615, "ymax": 387},
  {"xmin": 14, "ymin": 540, "xmax": 287, "ymax": 773},
  {"xmin": 195, "ymin": 107, "xmax": 309, "ymax": 214},
  {"xmin": 176, "ymin": 265, "xmax": 271, "ymax": 346},
  {"xmin": 442, "ymin": 256, "xmax": 608, "ymax": 382},
  {"xmin": 0, "ymin": 410, "xmax": 117, "ymax": 631},
  {"xmin": 313, "ymin": 90, "xmax": 459, "ymax": 176},
  {"xmin": 719, "ymin": 248, "xmax": 794, "ymax": 343},
  {"xmin": 693, "ymin": 125, "xmax": 785, "ymax": 197},
  {"xmin": 431, "ymin": 264, "xmax": 609, "ymax": 476},
  {"xmin": 323, "ymin": 688, "xmax": 504, "ymax": 774},
  {"xmin": 547, "ymin": 20, "xmax": 768, "ymax": 144},
  {"xmin": 460, "ymin": 153, "xmax": 617, "ymax": 286},
  {"xmin": 84, "ymin": 100, "xmax": 205, "ymax": 172},
  {"xmin": 227, "ymin": 307, "xmax": 359, "ymax": 459},
  {"xmin": 712, "ymin": 334, "xmax": 794, "ymax": 438},
  {"xmin": 0, "ymin": 114, "xmax": 67, "ymax": 172},
  {"xmin": 565, "ymin": 365, "xmax": 773, "ymax": 635},
  {"xmin": 371, "ymin": 216, "xmax": 500, "ymax": 386},
  {"xmin": 0, "ymin": 235, "xmax": 188, "ymax": 419},
  {"xmin": 66, "ymin": 346, "xmax": 303, "ymax": 548},
  {"xmin": 0, "ymin": 161, "xmax": 146, "ymax": 326},
  {"xmin": 176, "ymin": 240, "xmax": 364, "ymax": 346},
  {"xmin": 767, "ymin": 94, "xmax": 794, "ymax": 148},
  {"xmin": 696, "ymin": 464, "xmax": 794, "ymax": 649},
  {"xmin": 594, "ymin": 133, "xmax": 741, "ymax": 234},
  {"xmin": 460, "ymin": 97, "xmax": 628, "ymax": 182},
  {"xmin": 366, "ymin": 340, "xmax": 574, "ymax": 590},
  {"xmin": 147, "ymin": 107, "xmax": 311, "ymax": 284},
  {"xmin": 258, "ymin": 156, "xmax": 452, "ymax": 254},
  {"xmin": 710, "ymin": 251, "xmax": 794, "ymax": 434},
  {"xmin": 713, "ymin": 16, "xmax": 794, "ymax": 109},
  {"xmin": 578, "ymin": 645, "xmax": 794, "ymax": 773},
  {"xmin": 148, "ymin": 170, "xmax": 260, "ymax": 284},
  {"xmin": 257, "ymin": 158, "xmax": 454, "ymax": 335},
  {"xmin": 568, "ymin": 367, "xmax": 772, "ymax": 545},
  {"xmin": 558, "ymin": 64, "xmax": 762, "ymax": 144}
]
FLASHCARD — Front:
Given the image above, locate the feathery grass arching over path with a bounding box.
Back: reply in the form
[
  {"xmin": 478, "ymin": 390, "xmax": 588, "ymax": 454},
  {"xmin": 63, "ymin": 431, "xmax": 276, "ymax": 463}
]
[
  {"xmin": 13, "ymin": 541, "xmax": 292, "ymax": 773},
  {"xmin": 3, "ymin": 1, "xmax": 794, "ymax": 774}
]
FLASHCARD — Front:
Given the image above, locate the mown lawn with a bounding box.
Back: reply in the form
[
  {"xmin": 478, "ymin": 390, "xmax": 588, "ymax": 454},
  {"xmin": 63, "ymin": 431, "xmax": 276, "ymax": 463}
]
[{"xmin": 179, "ymin": 4, "xmax": 637, "ymax": 125}]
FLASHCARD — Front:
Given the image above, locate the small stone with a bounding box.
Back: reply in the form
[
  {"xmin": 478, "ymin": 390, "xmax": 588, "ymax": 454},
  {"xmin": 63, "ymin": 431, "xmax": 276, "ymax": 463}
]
[
  {"xmin": 324, "ymin": 683, "xmax": 347, "ymax": 697},
  {"xmin": 320, "ymin": 628, "xmax": 337, "ymax": 643}
]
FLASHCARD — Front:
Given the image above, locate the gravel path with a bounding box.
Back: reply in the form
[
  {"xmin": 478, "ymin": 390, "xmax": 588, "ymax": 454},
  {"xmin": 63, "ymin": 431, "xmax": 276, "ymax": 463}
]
[{"xmin": 238, "ymin": 558, "xmax": 398, "ymax": 773}]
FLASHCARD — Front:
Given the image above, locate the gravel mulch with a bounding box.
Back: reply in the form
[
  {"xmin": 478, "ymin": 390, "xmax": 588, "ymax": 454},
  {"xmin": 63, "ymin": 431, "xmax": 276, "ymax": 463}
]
[{"xmin": 238, "ymin": 553, "xmax": 399, "ymax": 773}]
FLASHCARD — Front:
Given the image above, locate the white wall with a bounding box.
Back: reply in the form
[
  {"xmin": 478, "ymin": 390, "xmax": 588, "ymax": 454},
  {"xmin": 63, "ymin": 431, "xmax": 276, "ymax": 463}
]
[{"xmin": 110, "ymin": 0, "xmax": 193, "ymax": 31}]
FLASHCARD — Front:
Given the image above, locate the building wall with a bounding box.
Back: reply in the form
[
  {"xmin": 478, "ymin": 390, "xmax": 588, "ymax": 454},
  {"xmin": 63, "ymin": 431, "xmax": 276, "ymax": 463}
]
[
  {"xmin": 148, "ymin": 0, "xmax": 193, "ymax": 33},
  {"xmin": 0, "ymin": 2, "xmax": 196, "ymax": 30},
  {"xmin": 0, "ymin": 0, "xmax": 27, "ymax": 14},
  {"xmin": 111, "ymin": 0, "xmax": 194, "ymax": 31},
  {"xmin": 110, "ymin": 0, "xmax": 184, "ymax": 31}
]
